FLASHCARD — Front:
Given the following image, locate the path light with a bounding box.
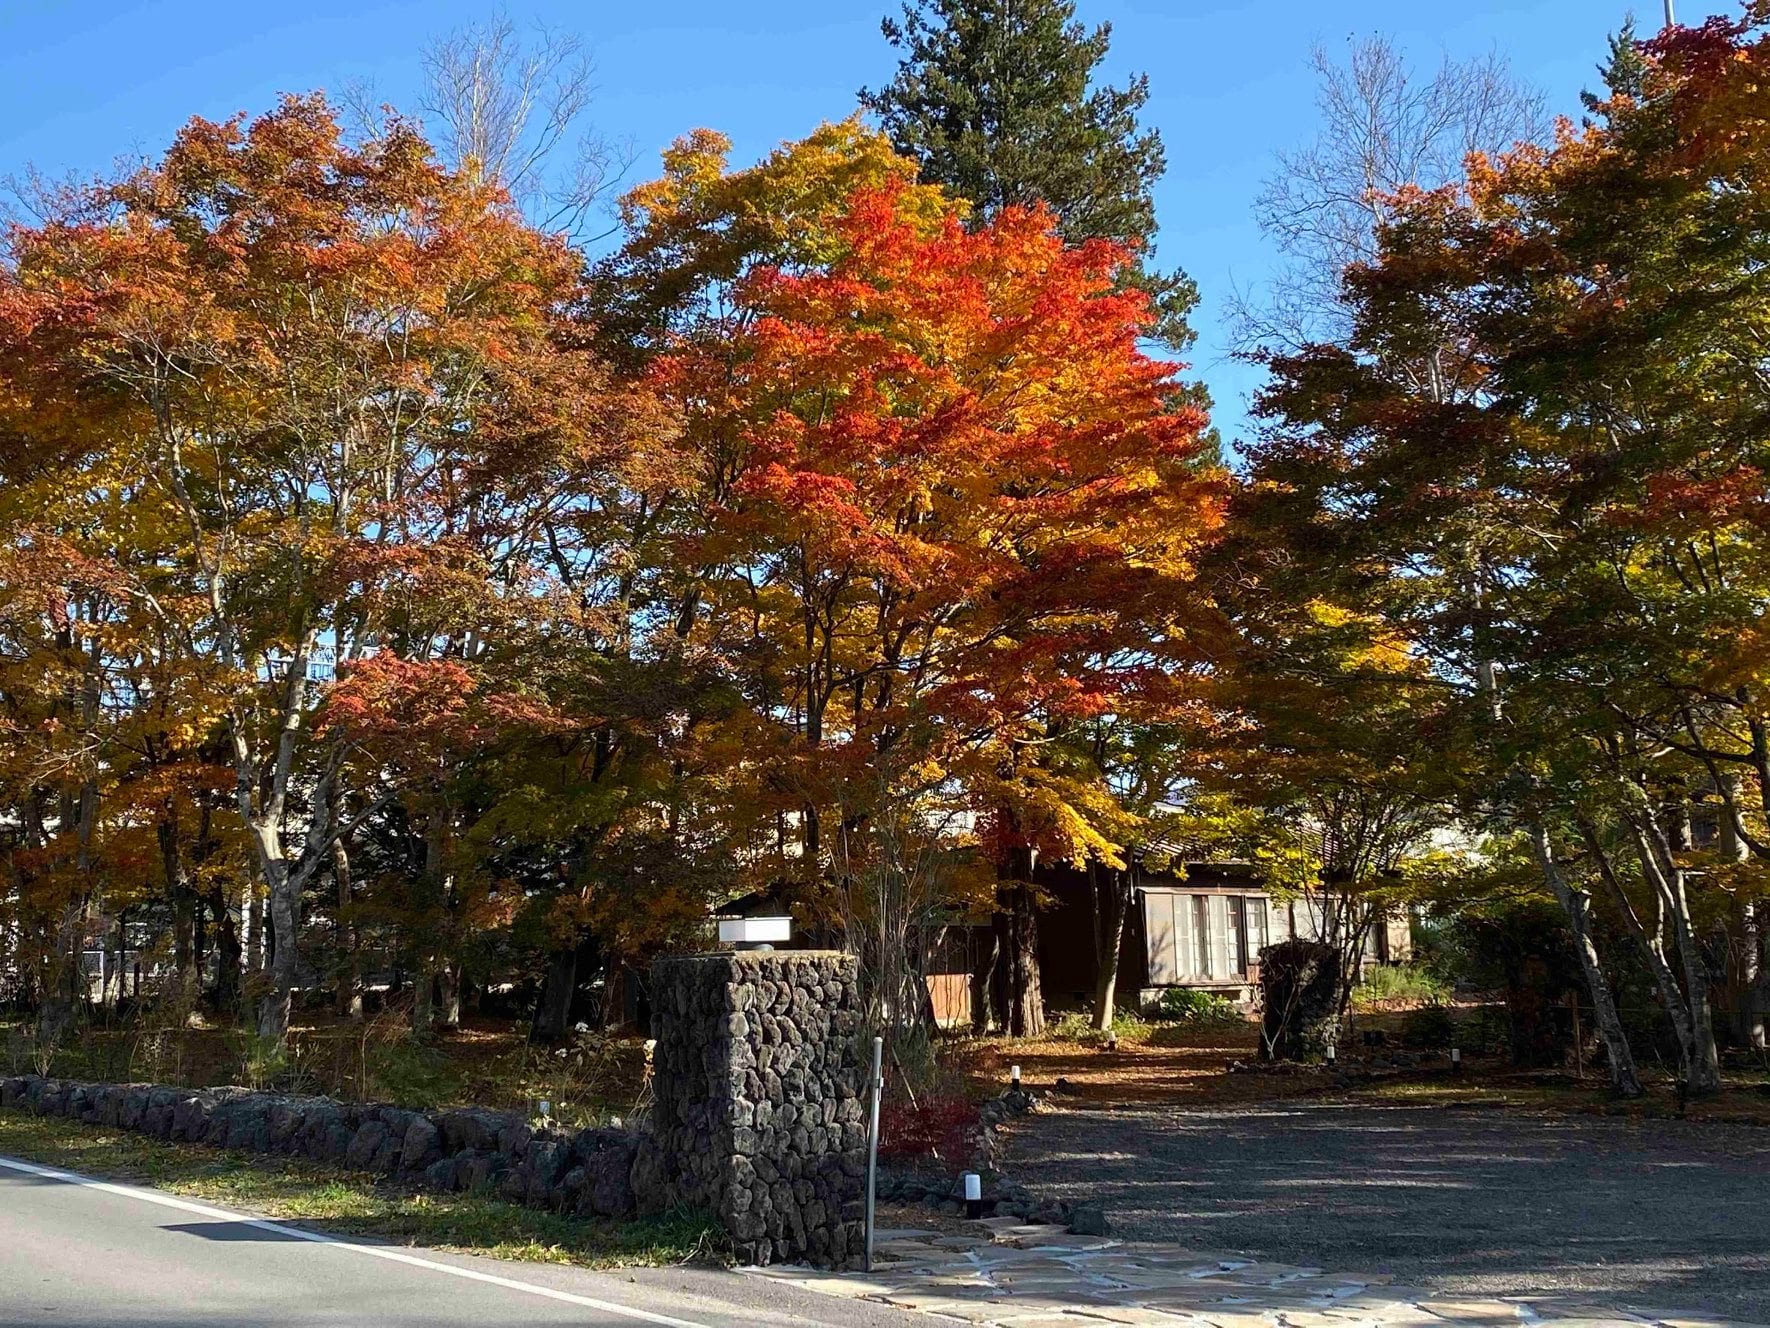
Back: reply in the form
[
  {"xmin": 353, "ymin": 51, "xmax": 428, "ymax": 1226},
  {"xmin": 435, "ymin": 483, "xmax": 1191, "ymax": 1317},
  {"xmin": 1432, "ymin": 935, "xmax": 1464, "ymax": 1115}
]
[
  {"xmin": 1010, "ymin": 1064, "xmax": 1021, "ymax": 1090},
  {"xmin": 537, "ymin": 1099, "xmax": 551, "ymax": 1122},
  {"xmin": 1451, "ymin": 1046, "xmax": 1462, "ymax": 1073},
  {"xmin": 1324, "ymin": 1043, "xmax": 1336, "ymax": 1065},
  {"xmin": 962, "ymin": 1171, "xmax": 984, "ymax": 1219}
]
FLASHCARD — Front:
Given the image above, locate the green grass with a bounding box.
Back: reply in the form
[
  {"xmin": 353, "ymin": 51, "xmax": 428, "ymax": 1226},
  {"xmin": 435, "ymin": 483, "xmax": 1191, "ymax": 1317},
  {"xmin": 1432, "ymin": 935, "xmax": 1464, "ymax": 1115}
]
[
  {"xmin": 0, "ymin": 1111, "xmax": 724, "ymax": 1269},
  {"xmin": 1351, "ymin": 963, "xmax": 1454, "ymax": 1011},
  {"xmin": 2, "ymin": 1013, "xmax": 648, "ymax": 1131}
]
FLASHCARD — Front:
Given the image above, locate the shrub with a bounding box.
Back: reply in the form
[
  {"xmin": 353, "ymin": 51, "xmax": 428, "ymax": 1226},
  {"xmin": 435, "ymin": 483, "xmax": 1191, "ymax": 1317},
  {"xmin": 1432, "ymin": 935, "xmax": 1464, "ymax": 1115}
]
[
  {"xmin": 879, "ymin": 1095, "xmax": 980, "ymax": 1166},
  {"xmin": 1145, "ymin": 988, "xmax": 1246, "ymax": 1027},
  {"xmin": 1049, "ymin": 1008, "xmax": 1149, "ymax": 1044},
  {"xmin": 1353, "ymin": 964, "xmax": 1451, "ymax": 1011},
  {"xmin": 1399, "ymin": 1005, "xmax": 1458, "ymax": 1049}
]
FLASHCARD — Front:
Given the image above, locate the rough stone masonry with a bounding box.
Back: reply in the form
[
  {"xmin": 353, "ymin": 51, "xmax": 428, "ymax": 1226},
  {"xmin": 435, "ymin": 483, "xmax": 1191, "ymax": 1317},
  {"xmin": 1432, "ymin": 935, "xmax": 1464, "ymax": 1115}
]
[
  {"xmin": 0, "ymin": 949, "xmax": 871, "ymax": 1269},
  {"xmin": 639, "ymin": 950, "xmax": 868, "ymax": 1267}
]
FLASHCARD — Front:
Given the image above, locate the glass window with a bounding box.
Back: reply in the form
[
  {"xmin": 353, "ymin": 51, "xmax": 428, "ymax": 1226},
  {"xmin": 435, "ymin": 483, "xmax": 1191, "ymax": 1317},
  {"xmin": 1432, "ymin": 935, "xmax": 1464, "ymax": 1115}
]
[
  {"xmin": 1248, "ymin": 897, "xmax": 1271, "ymax": 961},
  {"xmin": 1191, "ymin": 895, "xmax": 1210, "ymax": 979}
]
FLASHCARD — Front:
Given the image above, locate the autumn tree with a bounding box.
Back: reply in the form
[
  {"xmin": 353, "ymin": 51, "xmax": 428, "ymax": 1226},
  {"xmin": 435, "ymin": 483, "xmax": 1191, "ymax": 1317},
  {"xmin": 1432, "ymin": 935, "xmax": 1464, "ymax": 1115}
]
[
  {"xmin": 0, "ymin": 95, "xmax": 660, "ymax": 1046},
  {"xmin": 602, "ymin": 123, "xmax": 1222, "ymax": 1038},
  {"xmin": 1247, "ymin": 11, "xmax": 1770, "ymax": 1094}
]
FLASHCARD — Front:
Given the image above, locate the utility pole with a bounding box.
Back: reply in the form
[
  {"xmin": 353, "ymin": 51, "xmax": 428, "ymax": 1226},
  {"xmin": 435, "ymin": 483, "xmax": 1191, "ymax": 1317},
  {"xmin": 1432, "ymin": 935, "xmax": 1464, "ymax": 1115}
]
[{"xmin": 1664, "ymin": 0, "xmax": 1675, "ymax": 26}]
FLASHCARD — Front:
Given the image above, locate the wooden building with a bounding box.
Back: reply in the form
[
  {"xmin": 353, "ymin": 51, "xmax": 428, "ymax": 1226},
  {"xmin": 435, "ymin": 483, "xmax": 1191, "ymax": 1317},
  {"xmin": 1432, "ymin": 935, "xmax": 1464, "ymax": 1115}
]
[{"xmin": 1033, "ymin": 860, "xmax": 1411, "ymax": 1010}]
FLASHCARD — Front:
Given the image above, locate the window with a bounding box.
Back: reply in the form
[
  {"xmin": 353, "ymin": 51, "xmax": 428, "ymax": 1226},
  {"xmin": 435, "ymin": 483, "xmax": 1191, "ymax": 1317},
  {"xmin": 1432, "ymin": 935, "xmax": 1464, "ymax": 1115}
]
[
  {"xmin": 1217, "ymin": 899, "xmax": 1246, "ymax": 984},
  {"xmin": 1146, "ymin": 893, "xmax": 1178, "ymax": 985},
  {"xmin": 1245, "ymin": 897, "xmax": 1270, "ymax": 963},
  {"xmin": 1148, "ymin": 891, "xmax": 1280, "ymax": 985},
  {"xmin": 1191, "ymin": 895, "xmax": 1211, "ymax": 978}
]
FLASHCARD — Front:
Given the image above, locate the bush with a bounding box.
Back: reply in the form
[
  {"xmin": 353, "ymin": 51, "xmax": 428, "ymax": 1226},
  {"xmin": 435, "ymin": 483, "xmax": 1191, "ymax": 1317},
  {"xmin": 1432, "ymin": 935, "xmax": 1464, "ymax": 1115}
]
[
  {"xmin": 1049, "ymin": 1008, "xmax": 1149, "ymax": 1044},
  {"xmin": 879, "ymin": 1095, "xmax": 979, "ymax": 1166},
  {"xmin": 1399, "ymin": 1005, "xmax": 1458, "ymax": 1049},
  {"xmin": 1145, "ymin": 988, "xmax": 1246, "ymax": 1027},
  {"xmin": 1353, "ymin": 964, "xmax": 1451, "ymax": 1011}
]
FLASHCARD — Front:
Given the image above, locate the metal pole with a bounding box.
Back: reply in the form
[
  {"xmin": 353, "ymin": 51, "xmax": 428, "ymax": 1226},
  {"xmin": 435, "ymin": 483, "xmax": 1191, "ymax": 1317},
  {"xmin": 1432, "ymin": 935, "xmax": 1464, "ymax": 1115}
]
[
  {"xmin": 864, "ymin": 1035, "xmax": 883, "ymax": 1272},
  {"xmin": 1664, "ymin": 0, "xmax": 1675, "ymax": 27}
]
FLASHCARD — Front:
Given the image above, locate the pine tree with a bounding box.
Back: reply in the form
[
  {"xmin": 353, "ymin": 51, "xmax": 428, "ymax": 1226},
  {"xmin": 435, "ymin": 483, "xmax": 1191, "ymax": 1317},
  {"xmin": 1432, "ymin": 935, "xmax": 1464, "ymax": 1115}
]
[
  {"xmin": 860, "ymin": 0, "xmax": 1198, "ymax": 351},
  {"xmin": 1581, "ymin": 20, "xmax": 1648, "ymax": 118}
]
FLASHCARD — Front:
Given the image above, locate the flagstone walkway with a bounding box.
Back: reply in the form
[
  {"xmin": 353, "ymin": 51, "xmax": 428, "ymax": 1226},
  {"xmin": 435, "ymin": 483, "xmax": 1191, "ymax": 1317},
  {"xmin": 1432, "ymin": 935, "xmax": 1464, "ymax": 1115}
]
[{"xmin": 746, "ymin": 1220, "xmax": 1767, "ymax": 1328}]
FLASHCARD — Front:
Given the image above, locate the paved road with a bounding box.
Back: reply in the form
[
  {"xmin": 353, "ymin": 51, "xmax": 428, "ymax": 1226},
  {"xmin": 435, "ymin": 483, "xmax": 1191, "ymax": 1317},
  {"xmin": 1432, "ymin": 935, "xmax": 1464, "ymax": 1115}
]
[
  {"xmin": 1004, "ymin": 1100, "xmax": 1770, "ymax": 1323},
  {"xmin": 0, "ymin": 1155, "xmax": 914, "ymax": 1328}
]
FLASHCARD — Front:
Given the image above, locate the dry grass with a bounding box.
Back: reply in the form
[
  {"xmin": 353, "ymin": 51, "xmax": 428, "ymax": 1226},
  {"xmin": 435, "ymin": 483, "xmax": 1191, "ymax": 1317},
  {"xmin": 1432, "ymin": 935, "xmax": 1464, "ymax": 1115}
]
[{"xmin": 944, "ymin": 1014, "xmax": 1770, "ymax": 1124}]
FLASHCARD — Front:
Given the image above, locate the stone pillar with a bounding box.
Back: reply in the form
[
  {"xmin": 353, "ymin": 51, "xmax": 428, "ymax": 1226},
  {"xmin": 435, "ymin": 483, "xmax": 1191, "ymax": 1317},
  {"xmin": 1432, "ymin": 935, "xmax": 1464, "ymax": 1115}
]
[{"xmin": 646, "ymin": 951, "xmax": 867, "ymax": 1267}]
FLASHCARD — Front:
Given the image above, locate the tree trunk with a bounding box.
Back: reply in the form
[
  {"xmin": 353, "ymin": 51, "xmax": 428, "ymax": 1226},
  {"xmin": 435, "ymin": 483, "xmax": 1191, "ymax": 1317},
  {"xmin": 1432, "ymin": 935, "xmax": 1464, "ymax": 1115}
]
[
  {"xmin": 971, "ymin": 929, "xmax": 999, "ymax": 1035},
  {"xmin": 532, "ymin": 946, "xmax": 578, "ymax": 1044},
  {"xmin": 1002, "ymin": 882, "xmax": 1045, "ymax": 1038},
  {"xmin": 1744, "ymin": 900, "xmax": 1768, "ymax": 1051},
  {"xmin": 255, "ymin": 849, "xmax": 297, "ymax": 1042},
  {"xmin": 160, "ymin": 812, "xmax": 196, "ymax": 984},
  {"xmin": 333, "ymin": 838, "xmax": 360, "ymax": 1019},
  {"xmin": 439, "ymin": 962, "xmax": 462, "ymax": 1030},
  {"xmin": 207, "ymin": 882, "xmax": 243, "ymax": 1016},
  {"xmin": 1626, "ymin": 814, "xmax": 1722, "ymax": 1094},
  {"xmin": 413, "ymin": 963, "xmax": 435, "ymax": 1037},
  {"xmin": 1091, "ymin": 866, "xmax": 1133, "ymax": 1032},
  {"xmin": 1530, "ymin": 823, "xmax": 1643, "ymax": 1098}
]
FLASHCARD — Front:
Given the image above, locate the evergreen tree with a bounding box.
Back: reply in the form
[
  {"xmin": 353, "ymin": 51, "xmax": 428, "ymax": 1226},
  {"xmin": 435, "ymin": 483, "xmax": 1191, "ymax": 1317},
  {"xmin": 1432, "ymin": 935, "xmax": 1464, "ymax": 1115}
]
[
  {"xmin": 1581, "ymin": 21, "xmax": 1648, "ymax": 119},
  {"xmin": 861, "ymin": 0, "xmax": 1199, "ymax": 351}
]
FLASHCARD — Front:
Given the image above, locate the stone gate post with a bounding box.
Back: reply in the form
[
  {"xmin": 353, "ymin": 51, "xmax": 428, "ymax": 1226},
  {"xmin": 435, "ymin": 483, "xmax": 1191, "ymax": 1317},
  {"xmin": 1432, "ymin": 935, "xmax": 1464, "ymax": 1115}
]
[{"xmin": 645, "ymin": 951, "xmax": 867, "ymax": 1266}]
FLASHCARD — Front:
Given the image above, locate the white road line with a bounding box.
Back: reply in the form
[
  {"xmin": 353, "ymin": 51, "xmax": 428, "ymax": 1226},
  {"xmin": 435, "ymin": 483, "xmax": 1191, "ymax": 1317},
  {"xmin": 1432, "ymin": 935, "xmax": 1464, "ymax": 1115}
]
[{"xmin": 0, "ymin": 1153, "xmax": 714, "ymax": 1328}]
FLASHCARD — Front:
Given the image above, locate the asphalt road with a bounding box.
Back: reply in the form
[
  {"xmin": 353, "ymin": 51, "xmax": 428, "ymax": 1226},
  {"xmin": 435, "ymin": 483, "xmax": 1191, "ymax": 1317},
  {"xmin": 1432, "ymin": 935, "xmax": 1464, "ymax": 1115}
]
[
  {"xmin": 1005, "ymin": 1100, "xmax": 1770, "ymax": 1322},
  {"xmin": 0, "ymin": 1156, "xmax": 912, "ymax": 1328}
]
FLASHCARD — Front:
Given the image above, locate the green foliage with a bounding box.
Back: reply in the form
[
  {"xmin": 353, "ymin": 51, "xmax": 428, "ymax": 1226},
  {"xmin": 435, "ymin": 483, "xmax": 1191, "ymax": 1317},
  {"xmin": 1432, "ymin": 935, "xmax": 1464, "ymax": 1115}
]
[
  {"xmin": 1144, "ymin": 988, "xmax": 1246, "ymax": 1027},
  {"xmin": 520, "ymin": 1026, "xmax": 642, "ymax": 1129},
  {"xmin": 0, "ymin": 1112, "xmax": 724, "ymax": 1268},
  {"xmin": 228, "ymin": 1031, "xmax": 292, "ymax": 1093},
  {"xmin": 1352, "ymin": 964, "xmax": 1452, "ymax": 1011},
  {"xmin": 363, "ymin": 1038, "xmax": 455, "ymax": 1109},
  {"xmin": 1399, "ymin": 1006, "xmax": 1458, "ymax": 1050},
  {"xmin": 860, "ymin": 0, "xmax": 1199, "ymax": 352},
  {"xmin": 1049, "ymin": 1008, "xmax": 1150, "ymax": 1044}
]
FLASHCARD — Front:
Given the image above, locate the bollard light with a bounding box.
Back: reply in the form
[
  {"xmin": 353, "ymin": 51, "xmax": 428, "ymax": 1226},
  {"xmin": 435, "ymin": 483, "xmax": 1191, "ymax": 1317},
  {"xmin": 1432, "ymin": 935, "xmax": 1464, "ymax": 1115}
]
[
  {"xmin": 1010, "ymin": 1064, "xmax": 1021, "ymax": 1090},
  {"xmin": 1324, "ymin": 1044, "xmax": 1336, "ymax": 1064},
  {"xmin": 962, "ymin": 1171, "xmax": 984, "ymax": 1219},
  {"xmin": 1451, "ymin": 1046, "xmax": 1462, "ymax": 1072},
  {"xmin": 538, "ymin": 1099, "xmax": 551, "ymax": 1121}
]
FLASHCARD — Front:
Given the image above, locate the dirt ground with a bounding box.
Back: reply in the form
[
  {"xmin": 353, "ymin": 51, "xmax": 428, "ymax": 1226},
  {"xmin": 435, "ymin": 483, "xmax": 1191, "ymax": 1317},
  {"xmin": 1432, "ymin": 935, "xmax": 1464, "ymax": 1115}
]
[
  {"xmin": 1000, "ymin": 1096, "xmax": 1770, "ymax": 1321},
  {"xmin": 950, "ymin": 1016, "xmax": 1770, "ymax": 1126}
]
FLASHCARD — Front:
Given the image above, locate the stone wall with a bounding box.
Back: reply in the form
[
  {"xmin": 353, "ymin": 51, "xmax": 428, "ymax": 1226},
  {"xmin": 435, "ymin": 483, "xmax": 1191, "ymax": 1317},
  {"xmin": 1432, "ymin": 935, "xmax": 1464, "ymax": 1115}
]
[
  {"xmin": 644, "ymin": 951, "xmax": 866, "ymax": 1267},
  {"xmin": 0, "ymin": 1074, "xmax": 640, "ymax": 1220},
  {"xmin": 0, "ymin": 949, "xmax": 871, "ymax": 1268}
]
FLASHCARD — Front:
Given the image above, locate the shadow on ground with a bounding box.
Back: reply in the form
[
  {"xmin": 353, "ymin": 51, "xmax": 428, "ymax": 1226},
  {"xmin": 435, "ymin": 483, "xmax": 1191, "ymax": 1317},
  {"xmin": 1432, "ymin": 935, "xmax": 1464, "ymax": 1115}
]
[{"xmin": 1003, "ymin": 1100, "xmax": 1770, "ymax": 1321}]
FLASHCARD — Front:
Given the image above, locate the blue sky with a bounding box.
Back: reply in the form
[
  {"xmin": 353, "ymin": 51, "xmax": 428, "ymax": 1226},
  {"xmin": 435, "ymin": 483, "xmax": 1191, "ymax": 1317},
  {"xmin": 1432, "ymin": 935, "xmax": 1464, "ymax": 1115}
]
[{"xmin": 0, "ymin": 0, "xmax": 1736, "ymax": 446}]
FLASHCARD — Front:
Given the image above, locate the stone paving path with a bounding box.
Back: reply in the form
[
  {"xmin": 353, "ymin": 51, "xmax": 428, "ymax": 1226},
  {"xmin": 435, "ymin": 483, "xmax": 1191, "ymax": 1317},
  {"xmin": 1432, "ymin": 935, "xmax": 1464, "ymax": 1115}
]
[{"xmin": 746, "ymin": 1221, "xmax": 1767, "ymax": 1328}]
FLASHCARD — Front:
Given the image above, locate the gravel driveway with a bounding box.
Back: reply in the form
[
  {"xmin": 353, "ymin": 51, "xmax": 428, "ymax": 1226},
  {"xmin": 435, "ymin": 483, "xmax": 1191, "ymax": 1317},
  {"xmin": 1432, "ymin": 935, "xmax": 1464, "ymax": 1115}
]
[{"xmin": 1002, "ymin": 1100, "xmax": 1770, "ymax": 1322}]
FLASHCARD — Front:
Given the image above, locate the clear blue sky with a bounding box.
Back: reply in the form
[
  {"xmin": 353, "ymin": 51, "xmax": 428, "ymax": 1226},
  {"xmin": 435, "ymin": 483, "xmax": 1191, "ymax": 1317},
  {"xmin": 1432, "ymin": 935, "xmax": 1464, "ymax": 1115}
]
[{"xmin": 0, "ymin": 0, "xmax": 1735, "ymax": 446}]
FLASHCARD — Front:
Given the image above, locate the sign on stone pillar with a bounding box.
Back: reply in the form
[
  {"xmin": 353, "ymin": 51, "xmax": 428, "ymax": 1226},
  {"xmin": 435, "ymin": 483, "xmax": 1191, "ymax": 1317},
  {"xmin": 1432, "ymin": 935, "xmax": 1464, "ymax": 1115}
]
[{"xmin": 645, "ymin": 951, "xmax": 867, "ymax": 1266}]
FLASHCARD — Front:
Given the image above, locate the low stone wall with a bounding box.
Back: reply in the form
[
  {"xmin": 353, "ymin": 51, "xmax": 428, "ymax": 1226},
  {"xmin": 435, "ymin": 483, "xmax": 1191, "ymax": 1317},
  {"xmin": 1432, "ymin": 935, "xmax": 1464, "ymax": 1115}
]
[
  {"xmin": 644, "ymin": 951, "xmax": 866, "ymax": 1267},
  {"xmin": 0, "ymin": 951, "xmax": 873, "ymax": 1268},
  {"xmin": 0, "ymin": 1074, "xmax": 640, "ymax": 1219}
]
